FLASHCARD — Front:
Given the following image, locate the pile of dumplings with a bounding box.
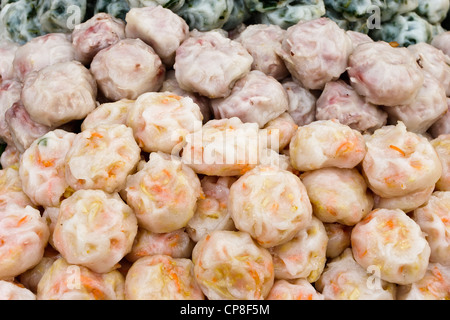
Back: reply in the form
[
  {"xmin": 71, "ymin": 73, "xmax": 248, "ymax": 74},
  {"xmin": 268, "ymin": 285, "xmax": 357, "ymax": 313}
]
[{"xmin": 0, "ymin": 6, "xmax": 449, "ymax": 300}]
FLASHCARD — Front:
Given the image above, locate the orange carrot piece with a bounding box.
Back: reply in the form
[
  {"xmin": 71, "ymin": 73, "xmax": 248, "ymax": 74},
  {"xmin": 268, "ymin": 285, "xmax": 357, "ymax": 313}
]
[{"xmin": 389, "ymin": 145, "xmax": 405, "ymax": 157}]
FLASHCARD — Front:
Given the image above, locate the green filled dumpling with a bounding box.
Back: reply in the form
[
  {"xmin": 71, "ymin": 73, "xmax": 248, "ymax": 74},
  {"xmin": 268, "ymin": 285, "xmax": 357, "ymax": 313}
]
[
  {"xmin": 126, "ymin": 0, "xmax": 185, "ymax": 11},
  {"xmin": 177, "ymin": 0, "xmax": 234, "ymax": 31},
  {"xmin": 257, "ymin": 0, "xmax": 326, "ymax": 29},
  {"xmin": 94, "ymin": 0, "xmax": 130, "ymax": 20},
  {"xmin": 37, "ymin": 0, "xmax": 87, "ymax": 33},
  {"xmin": 0, "ymin": 0, "xmax": 42, "ymax": 44},
  {"xmin": 415, "ymin": 0, "xmax": 450, "ymax": 24}
]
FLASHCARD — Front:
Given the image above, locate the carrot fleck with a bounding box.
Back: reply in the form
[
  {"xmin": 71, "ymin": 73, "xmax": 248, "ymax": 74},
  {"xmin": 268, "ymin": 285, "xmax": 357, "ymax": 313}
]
[
  {"xmin": 389, "ymin": 145, "xmax": 405, "ymax": 157},
  {"xmin": 17, "ymin": 216, "xmax": 29, "ymax": 227},
  {"xmin": 90, "ymin": 132, "xmax": 103, "ymax": 139},
  {"xmin": 389, "ymin": 41, "xmax": 400, "ymax": 47}
]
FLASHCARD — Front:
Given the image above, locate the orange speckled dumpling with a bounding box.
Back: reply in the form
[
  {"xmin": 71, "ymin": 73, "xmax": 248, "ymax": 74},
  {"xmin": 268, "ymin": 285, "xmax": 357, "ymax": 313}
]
[
  {"xmin": 362, "ymin": 122, "xmax": 442, "ymax": 198},
  {"xmin": 90, "ymin": 38, "xmax": 165, "ymax": 101},
  {"xmin": 0, "ymin": 204, "xmax": 49, "ymax": 279},
  {"xmin": 266, "ymin": 279, "xmax": 324, "ymax": 300},
  {"xmin": 0, "ymin": 281, "xmax": 36, "ymax": 300},
  {"xmin": 126, "ymin": 228, "xmax": 194, "ymax": 262},
  {"xmin": 413, "ymin": 192, "xmax": 450, "ymax": 266},
  {"xmin": 0, "ymin": 166, "xmax": 33, "ymax": 210},
  {"xmin": 174, "ymin": 30, "xmax": 253, "ymax": 99},
  {"xmin": 124, "ymin": 255, "xmax": 204, "ymax": 300},
  {"xmin": 19, "ymin": 130, "xmax": 76, "ymax": 208},
  {"xmin": 71, "ymin": 13, "xmax": 126, "ymax": 65},
  {"xmin": 126, "ymin": 92, "xmax": 203, "ymax": 154},
  {"xmin": 125, "ymin": 152, "xmax": 202, "ymax": 234},
  {"xmin": 53, "ymin": 190, "xmax": 138, "ymax": 274},
  {"xmin": 373, "ymin": 185, "xmax": 434, "ymax": 213},
  {"xmin": 397, "ymin": 263, "xmax": 450, "ymax": 300},
  {"xmin": 269, "ymin": 217, "xmax": 328, "ymax": 282},
  {"xmin": 37, "ymin": 258, "xmax": 125, "ymax": 300},
  {"xmin": 316, "ymin": 248, "xmax": 396, "ymax": 300},
  {"xmin": 64, "ymin": 124, "xmax": 141, "ymax": 193},
  {"xmin": 351, "ymin": 209, "xmax": 430, "ymax": 285},
  {"xmin": 301, "ymin": 167, "xmax": 373, "ymax": 226},
  {"xmin": 289, "ymin": 120, "xmax": 366, "ymax": 171},
  {"xmin": 81, "ymin": 99, "xmax": 134, "ymax": 131},
  {"xmin": 186, "ymin": 176, "xmax": 236, "ymax": 243},
  {"xmin": 192, "ymin": 230, "xmax": 274, "ymax": 300},
  {"xmin": 228, "ymin": 165, "xmax": 312, "ymax": 248}
]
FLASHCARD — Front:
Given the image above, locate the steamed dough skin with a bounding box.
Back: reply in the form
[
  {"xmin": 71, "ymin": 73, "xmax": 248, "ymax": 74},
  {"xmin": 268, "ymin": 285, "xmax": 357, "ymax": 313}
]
[
  {"xmin": 266, "ymin": 279, "xmax": 324, "ymax": 300},
  {"xmin": 81, "ymin": 99, "xmax": 135, "ymax": 131},
  {"xmin": 125, "ymin": 255, "xmax": 204, "ymax": 300},
  {"xmin": 0, "ymin": 167, "xmax": 33, "ymax": 210},
  {"xmin": 0, "ymin": 144, "xmax": 19, "ymax": 169},
  {"xmin": 12, "ymin": 33, "xmax": 75, "ymax": 82},
  {"xmin": 228, "ymin": 165, "xmax": 312, "ymax": 248},
  {"xmin": 362, "ymin": 122, "xmax": 442, "ymax": 198},
  {"xmin": 351, "ymin": 209, "xmax": 431, "ymax": 285},
  {"xmin": 289, "ymin": 120, "xmax": 366, "ymax": 171},
  {"xmin": 269, "ymin": 217, "xmax": 328, "ymax": 282},
  {"xmin": 64, "ymin": 124, "xmax": 141, "ymax": 193},
  {"xmin": 278, "ymin": 17, "xmax": 353, "ymax": 90},
  {"xmin": 125, "ymin": 5, "xmax": 189, "ymax": 66},
  {"xmin": 373, "ymin": 185, "xmax": 434, "ymax": 213},
  {"xmin": 315, "ymin": 248, "xmax": 396, "ymax": 300},
  {"xmin": 348, "ymin": 41, "xmax": 424, "ymax": 107},
  {"xmin": 37, "ymin": 257, "xmax": 125, "ymax": 300},
  {"xmin": 53, "ymin": 189, "xmax": 138, "ymax": 274},
  {"xmin": 235, "ymin": 24, "xmax": 289, "ymax": 80},
  {"xmin": 124, "ymin": 152, "xmax": 202, "ymax": 233},
  {"xmin": 211, "ymin": 70, "xmax": 289, "ymax": 128},
  {"xmin": 0, "ymin": 204, "xmax": 49, "ymax": 280},
  {"xmin": 71, "ymin": 12, "xmax": 126, "ymax": 65},
  {"xmin": 429, "ymin": 98, "xmax": 450, "ymax": 139},
  {"xmin": 431, "ymin": 134, "xmax": 450, "ymax": 191},
  {"xmin": 0, "ymin": 40, "xmax": 20, "ymax": 81},
  {"xmin": 21, "ymin": 61, "xmax": 97, "ymax": 128},
  {"xmin": 174, "ymin": 30, "xmax": 253, "ymax": 98},
  {"xmin": 90, "ymin": 38, "xmax": 165, "ymax": 101},
  {"xmin": 384, "ymin": 74, "xmax": 447, "ymax": 134},
  {"xmin": 192, "ymin": 230, "xmax": 274, "ymax": 300},
  {"xmin": 413, "ymin": 192, "xmax": 450, "ymax": 266},
  {"xmin": 281, "ymin": 78, "xmax": 316, "ymax": 127},
  {"xmin": 19, "ymin": 130, "xmax": 76, "ymax": 208},
  {"xmin": 431, "ymin": 31, "xmax": 450, "ymax": 57},
  {"xmin": 301, "ymin": 167, "xmax": 374, "ymax": 226},
  {"xmin": 186, "ymin": 176, "xmax": 236, "ymax": 243},
  {"xmin": 126, "ymin": 92, "xmax": 203, "ymax": 154},
  {"xmin": 0, "ymin": 80, "xmax": 22, "ymax": 145},
  {"xmin": 126, "ymin": 228, "xmax": 194, "ymax": 262},
  {"xmin": 324, "ymin": 223, "xmax": 352, "ymax": 259},
  {"xmin": 0, "ymin": 281, "xmax": 36, "ymax": 300},
  {"xmin": 315, "ymin": 80, "xmax": 387, "ymax": 133}
]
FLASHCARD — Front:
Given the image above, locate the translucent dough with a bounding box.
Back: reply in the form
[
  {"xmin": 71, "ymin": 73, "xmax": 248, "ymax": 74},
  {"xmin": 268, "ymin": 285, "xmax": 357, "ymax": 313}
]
[
  {"xmin": 228, "ymin": 165, "xmax": 312, "ymax": 248},
  {"xmin": 65, "ymin": 124, "xmax": 141, "ymax": 193},
  {"xmin": 266, "ymin": 279, "xmax": 324, "ymax": 300},
  {"xmin": 0, "ymin": 204, "xmax": 49, "ymax": 279},
  {"xmin": 289, "ymin": 120, "xmax": 366, "ymax": 171},
  {"xmin": 37, "ymin": 258, "xmax": 125, "ymax": 300},
  {"xmin": 19, "ymin": 130, "xmax": 76, "ymax": 208},
  {"xmin": 125, "ymin": 152, "xmax": 202, "ymax": 233},
  {"xmin": 192, "ymin": 230, "xmax": 274, "ymax": 300},
  {"xmin": 81, "ymin": 99, "xmax": 135, "ymax": 131},
  {"xmin": 316, "ymin": 248, "xmax": 396, "ymax": 300},
  {"xmin": 362, "ymin": 122, "xmax": 442, "ymax": 198},
  {"xmin": 0, "ymin": 281, "xmax": 36, "ymax": 300},
  {"xmin": 413, "ymin": 192, "xmax": 450, "ymax": 266},
  {"xmin": 186, "ymin": 176, "xmax": 236, "ymax": 243},
  {"xmin": 301, "ymin": 167, "xmax": 373, "ymax": 226},
  {"xmin": 126, "ymin": 92, "xmax": 203, "ymax": 154},
  {"xmin": 124, "ymin": 255, "xmax": 204, "ymax": 300},
  {"xmin": 431, "ymin": 134, "xmax": 450, "ymax": 191},
  {"xmin": 269, "ymin": 217, "xmax": 328, "ymax": 282},
  {"xmin": 351, "ymin": 209, "xmax": 430, "ymax": 285},
  {"xmin": 53, "ymin": 189, "xmax": 138, "ymax": 274}
]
